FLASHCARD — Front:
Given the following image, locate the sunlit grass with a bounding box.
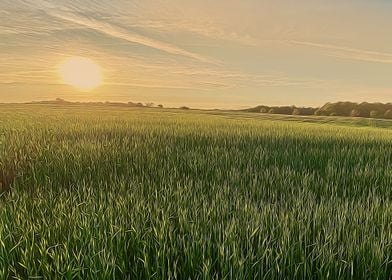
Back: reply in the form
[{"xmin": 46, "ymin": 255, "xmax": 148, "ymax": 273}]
[{"xmin": 1, "ymin": 105, "xmax": 392, "ymax": 279}]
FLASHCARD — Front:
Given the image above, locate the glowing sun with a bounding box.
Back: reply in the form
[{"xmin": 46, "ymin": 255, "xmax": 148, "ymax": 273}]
[{"xmin": 59, "ymin": 57, "xmax": 102, "ymax": 90}]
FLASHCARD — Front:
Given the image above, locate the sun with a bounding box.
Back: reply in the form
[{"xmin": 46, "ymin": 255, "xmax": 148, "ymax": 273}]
[{"xmin": 59, "ymin": 57, "xmax": 102, "ymax": 90}]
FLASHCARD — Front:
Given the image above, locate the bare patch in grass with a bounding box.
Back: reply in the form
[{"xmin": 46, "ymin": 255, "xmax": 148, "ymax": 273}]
[
  {"xmin": 0, "ymin": 161, "xmax": 17, "ymax": 193},
  {"xmin": 0, "ymin": 164, "xmax": 16, "ymax": 193}
]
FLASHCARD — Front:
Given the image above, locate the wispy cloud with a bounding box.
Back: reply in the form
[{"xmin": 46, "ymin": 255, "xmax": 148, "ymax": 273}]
[
  {"xmin": 125, "ymin": 19, "xmax": 261, "ymax": 46},
  {"xmin": 2, "ymin": 0, "xmax": 218, "ymax": 64},
  {"xmin": 46, "ymin": 10, "xmax": 218, "ymax": 64},
  {"xmin": 288, "ymin": 40, "xmax": 392, "ymax": 64}
]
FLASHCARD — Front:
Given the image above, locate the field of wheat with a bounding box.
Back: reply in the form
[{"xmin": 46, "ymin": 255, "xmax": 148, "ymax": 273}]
[{"xmin": 0, "ymin": 104, "xmax": 391, "ymax": 279}]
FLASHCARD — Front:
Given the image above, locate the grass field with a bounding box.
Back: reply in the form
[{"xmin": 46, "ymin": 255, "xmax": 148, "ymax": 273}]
[{"xmin": 1, "ymin": 104, "xmax": 392, "ymax": 279}]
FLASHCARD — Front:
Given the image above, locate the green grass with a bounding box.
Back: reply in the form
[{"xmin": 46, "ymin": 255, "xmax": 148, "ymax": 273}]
[{"xmin": 1, "ymin": 104, "xmax": 392, "ymax": 279}]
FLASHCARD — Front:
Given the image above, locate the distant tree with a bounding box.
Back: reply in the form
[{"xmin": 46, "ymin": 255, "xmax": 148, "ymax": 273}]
[
  {"xmin": 274, "ymin": 106, "xmax": 293, "ymax": 115},
  {"xmin": 268, "ymin": 108, "xmax": 276, "ymax": 114},
  {"xmin": 157, "ymin": 104, "xmax": 163, "ymax": 108},
  {"xmin": 146, "ymin": 102, "xmax": 155, "ymax": 108},
  {"xmin": 314, "ymin": 109, "xmax": 323, "ymax": 116},
  {"xmin": 350, "ymin": 109, "xmax": 361, "ymax": 117},
  {"xmin": 300, "ymin": 107, "xmax": 317, "ymax": 116},
  {"xmin": 292, "ymin": 108, "xmax": 301, "ymax": 115},
  {"xmin": 260, "ymin": 107, "xmax": 268, "ymax": 113},
  {"xmin": 246, "ymin": 102, "xmax": 392, "ymax": 120},
  {"xmin": 180, "ymin": 106, "xmax": 190, "ymax": 110},
  {"xmin": 384, "ymin": 110, "xmax": 392, "ymax": 119},
  {"xmin": 316, "ymin": 101, "xmax": 357, "ymax": 116},
  {"xmin": 370, "ymin": 110, "xmax": 379, "ymax": 118}
]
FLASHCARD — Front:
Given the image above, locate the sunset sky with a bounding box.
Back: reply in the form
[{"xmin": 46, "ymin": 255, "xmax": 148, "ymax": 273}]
[{"xmin": 1, "ymin": 0, "xmax": 392, "ymax": 108}]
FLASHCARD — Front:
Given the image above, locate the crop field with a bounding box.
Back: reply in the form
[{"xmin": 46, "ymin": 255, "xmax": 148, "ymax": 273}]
[{"xmin": 0, "ymin": 104, "xmax": 392, "ymax": 279}]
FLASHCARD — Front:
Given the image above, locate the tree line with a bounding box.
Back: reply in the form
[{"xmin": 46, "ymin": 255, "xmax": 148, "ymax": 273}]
[
  {"xmin": 28, "ymin": 98, "xmax": 164, "ymax": 108},
  {"xmin": 245, "ymin": 102, "xmax": 392, "ymax": 119},
  {"xmin": 11, "ymin": 99, "xmax": 392, "ymax": 119}
]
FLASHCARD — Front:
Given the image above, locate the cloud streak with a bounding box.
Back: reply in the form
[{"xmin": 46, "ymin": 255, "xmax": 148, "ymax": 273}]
[
  {"xmin": 47, "ymin": 10, "xmax": 218, "ymax": 64},
  {"xmin": 289, "ymin": 40, "xmax": 392, "ymax": 64}
]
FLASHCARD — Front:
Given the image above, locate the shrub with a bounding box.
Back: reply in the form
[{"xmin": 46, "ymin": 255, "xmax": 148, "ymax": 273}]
[
  {"xmin": 384, "ymin": 110, "xmax": 392, "ymax": 119},
  {"xmin": 268, "ymin": 108, "xmax": 276, "ymax": 114},
  {"xmin": 350, "ymin": 109, "xmax": 361, "ymax": 117},
  {"xmin": 292, "ymin": 108, "xmax": 301, "ymax": 115},
  {"xmin": 370, "ymin": 110, "xmax": 379, "ymax": 118},
  {"xmin": 260, "ymin": 107, "xmax": 268, "ymax": 113}
]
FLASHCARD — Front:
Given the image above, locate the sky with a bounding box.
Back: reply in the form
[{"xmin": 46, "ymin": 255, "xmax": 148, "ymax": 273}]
[{"xmin": 1, "ymin": 0, "xmax": 392, "ymax": 109}]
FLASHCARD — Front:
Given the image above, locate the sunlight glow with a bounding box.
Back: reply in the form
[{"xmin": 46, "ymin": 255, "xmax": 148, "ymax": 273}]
[{"xmin": 59, "ymin": 57, "xmax": 102, "ymax": 90}]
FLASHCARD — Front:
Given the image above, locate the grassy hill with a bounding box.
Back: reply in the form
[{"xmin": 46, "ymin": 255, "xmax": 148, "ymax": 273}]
[{"xmin": 1, "ymin": 104, "xmax": 392, "ymax": 279}]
